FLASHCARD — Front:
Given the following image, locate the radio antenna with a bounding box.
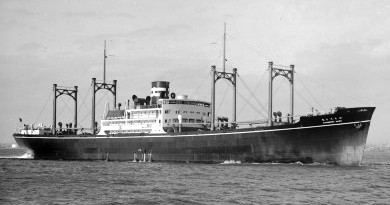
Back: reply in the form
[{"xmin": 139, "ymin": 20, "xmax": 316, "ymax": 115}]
[
  {"xmin": 222, "ymin": 22, "xmax": 226, "ymax": 73},
  {"xmin": 103, "ymin": 40, "xmax": 107, "ymax": 83}
]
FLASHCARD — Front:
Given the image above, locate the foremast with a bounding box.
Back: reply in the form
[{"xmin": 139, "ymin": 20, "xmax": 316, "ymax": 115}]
[{"xmin": 210, "ymin": 23, "xmax": 238, "ymax": 131}]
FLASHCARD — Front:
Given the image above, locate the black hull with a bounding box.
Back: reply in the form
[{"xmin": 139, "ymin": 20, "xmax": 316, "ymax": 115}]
[{"xmin": 14, "ymin": 107, "xmax": 375, "ymax": 165}]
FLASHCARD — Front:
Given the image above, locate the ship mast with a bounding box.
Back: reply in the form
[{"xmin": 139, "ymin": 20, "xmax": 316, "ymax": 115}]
[
  {"xmin": 268, "ymin": 63, "xmax": 295, "ymax": 126},
  {"xmin": 103, "ymin": 40, "xmax": 107, "ymax": 83},
  {"xmin": 210, "ymin": 23, "xmax": 237, "ymax": 131},
  {"xmin": 91, "ymin": 40, "xmax": 117, "ymax": 134},
  {"xmin": 222, "ymin": 22, "xmax": 226, "ymax": 73}
]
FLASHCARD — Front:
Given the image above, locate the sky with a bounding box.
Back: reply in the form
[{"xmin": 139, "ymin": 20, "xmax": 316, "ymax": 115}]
[{"xmin": 0, "ymin": 0, "xmax": 389, "ymax": 144}]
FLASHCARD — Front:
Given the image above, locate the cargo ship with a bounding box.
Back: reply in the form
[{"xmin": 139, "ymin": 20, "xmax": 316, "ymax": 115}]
[{"xmin": 13, "ymin": 35, "xmax": 375, "ymax": 165}]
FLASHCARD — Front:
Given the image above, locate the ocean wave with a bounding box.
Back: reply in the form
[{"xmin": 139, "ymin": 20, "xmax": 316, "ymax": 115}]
[
  {"xmin": 248, "ymin": 161, "xmax": 332, "ymax": 166},
  {"xmin": 220, "ymin": 160, "xmax": 241, "ymax": 164},
  {"xmin": 0, "ymin": 152, "xmax": 33, "ymax": 159}
]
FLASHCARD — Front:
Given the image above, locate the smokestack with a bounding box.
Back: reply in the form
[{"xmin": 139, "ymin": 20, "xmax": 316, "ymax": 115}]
[{"xmin": 151, "ymin": 81, "xmax": 170, "ymax": 104}]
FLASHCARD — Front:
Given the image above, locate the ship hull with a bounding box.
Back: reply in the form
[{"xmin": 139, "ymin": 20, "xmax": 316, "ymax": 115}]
[{"xmin": 14, "ymin": 107, "xmax": 375, "ymax": 165}]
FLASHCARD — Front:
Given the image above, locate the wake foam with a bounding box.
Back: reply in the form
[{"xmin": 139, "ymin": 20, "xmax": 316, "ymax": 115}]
[
  {"xmin": 0, "ymin": 151, "xmax": 34, "ymax": 159},
  {"xmin": 15, "ymin": 152, "xmax": 34, "ymax": 159},
  {"xmin": 220, "ymin": 160, "xmax": 242, "ymax": 164}
]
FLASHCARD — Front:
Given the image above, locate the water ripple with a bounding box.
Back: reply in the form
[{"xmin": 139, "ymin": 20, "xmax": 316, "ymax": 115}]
[{"xmin": 0, "ymin": 151, "xmax": 389, "ymax": 204}]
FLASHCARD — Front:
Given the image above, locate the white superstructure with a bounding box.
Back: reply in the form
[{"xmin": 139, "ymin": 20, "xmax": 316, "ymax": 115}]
[
  {"xmin": 20, "ymin": 124, "xmax": 52, "ymax": 135},
  {"xmin": 98, "ymin": 81, "xmax": 212, "ymax": 135}
]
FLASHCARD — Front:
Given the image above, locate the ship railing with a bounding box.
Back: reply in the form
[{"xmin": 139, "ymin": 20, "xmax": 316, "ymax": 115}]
[
  {"xmin": 167, "ymin": 121, "xmax": 266, "ymax": 127},
  {"xmin": 269, "ymin": 115, "xmax": 302, "ymax": 124},
  {"xmin": 222, "ymin": 115, "xmax": 302, "ymax": 126},
  {"xmin": 49, "ymin": 126, "xmax": 96, "ymax": 130},
  {"xmin": 235, "ymin": 120, "xmax": 269, "ymax": 125},
  {"xmin": 167, "ymin": 116, "xmax": 303, "ymax": 127},
  {"xmin": 55, "ymin": 85, "xmax": 77, "ymax": 89},
  {"xmin": 131, "ymin": 105, "xmax": 162, "ymax": 109},
  {"xmin": 20, "ymin": 126, "xmax": 92, "ymax": 131},
  {"xmin": 52, "ymin": 127, "xmax": 93, "ymax": 134}
]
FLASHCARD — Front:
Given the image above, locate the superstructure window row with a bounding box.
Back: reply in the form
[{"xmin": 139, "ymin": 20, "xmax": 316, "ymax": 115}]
[
  {"xmin": 102, "ymin": 120, "xmax": 155, "ymax": 126},
  {"xmin": 163, "ymin": 100, "xmax": 210, "ymax": 107},
  {"xmin": 164, "ymin": 118, "xmax": 209, "ymax": 124}
]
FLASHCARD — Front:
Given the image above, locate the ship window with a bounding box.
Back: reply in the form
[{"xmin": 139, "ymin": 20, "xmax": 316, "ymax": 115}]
[
  {"xmin": 165, "ymin": 110, "xmax": 171, "ymax": 114},
  {"xmin": 165, "ymin": 119, "xmax": 167, "ymax": 123}
]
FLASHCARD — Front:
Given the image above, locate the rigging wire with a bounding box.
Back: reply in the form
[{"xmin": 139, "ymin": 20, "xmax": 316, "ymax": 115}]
[
  {"xmin": 56, "ymin": 100, "xmax": 67, "ymax": 121},
  {"xmin": 295, "ymin": 90, "xmax": 317, "ymax": 110},
  {"xmin": 295, "ymin": 74, "xmax": 325, "ymax": 110},
  {"xmin": 236, "ymin": 90, "xmax": 267, "ymax": 118},
  {"xmin": 33, "ymin": 91, "xmax": 53, "ymax": 124},
  {"xmin": 230, "ymin": 78, "xmax": 267, "ymax": 118},
  {"xmin": 237, "ymin": 70, "xmax": 268, "ymax": 118},
  {"xmin": 272, "ymin": 78, "xmax": 284, "ymax": 95},
  {"xmin": 214, "ymin": 78, "xmax": 266, "ymax": 120},
  {"xmin": 238, "ymin": 76, "xmax": 268, "ymax": 115},
  {"xmin": 79, "ymin": 111, "xmax": 91, "ymax": 127},
  {"xmin": 216, "ymin": 81, "xmax": 231, "ymax": 115},
  {"xmin": 94, "ymin": 89, "xmax": 111, "ymax": 120},
  {"xmin": 189, "ymin": 68, "xmax": 211, "ymax": 98},
  {"xmin": 79, "ymin": 86, "xmax": 110, "ymax": 126},
  {"xmin": 297, "ymin": 72, "xmax": 369, "ymax": 105},
  {"xmin": 227, "ymin": 34, "xmax": 270, "ymax": 62},
  {"xmin": 77, "ymin": 84, "xmax": 92, "ymax": 113},
  {"xmin": 77, "ymin": 85, "xmax": 94, "ymax": 126},
  {"xmin": 215, "ymin": 37, "xmax": 224, "ymax": 68},
  {"xmin": 61, "ymin": 97, "xmax": 74, "ymax": 121}
]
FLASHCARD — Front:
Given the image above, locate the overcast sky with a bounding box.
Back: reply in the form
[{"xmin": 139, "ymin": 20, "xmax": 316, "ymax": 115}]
[{"xmin": 0, "ymin": 0, "xmax": 389, "ymax": 144}]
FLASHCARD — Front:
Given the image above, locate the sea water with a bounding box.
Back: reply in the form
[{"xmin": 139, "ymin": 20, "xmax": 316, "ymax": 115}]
[{"xmin": 0, "ymin": 146, "xmax": 389, "ymax": 205}]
